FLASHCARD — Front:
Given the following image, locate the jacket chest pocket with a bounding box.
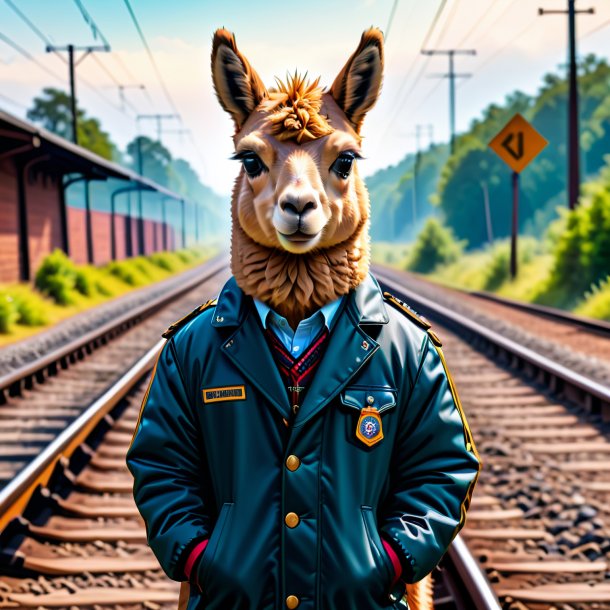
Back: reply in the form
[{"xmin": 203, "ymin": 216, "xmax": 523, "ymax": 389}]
[{"xmin": 339, "ymin": 386, "xmax": 397, "ymax": 449}]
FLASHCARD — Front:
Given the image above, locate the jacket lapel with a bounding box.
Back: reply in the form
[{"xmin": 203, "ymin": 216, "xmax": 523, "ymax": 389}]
[
  {"xmin": 293, "ymin": 274, "xmax": 389, "ymax": 428},
  {"xmin": 213, "ymin": 278, "xmax": 291, "ymax": 420}
]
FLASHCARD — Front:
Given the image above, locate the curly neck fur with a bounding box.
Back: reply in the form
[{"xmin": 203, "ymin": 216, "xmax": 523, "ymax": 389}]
[{"xmin": 231, "ymin": 219, "xmax": 370, "ymax": 329}]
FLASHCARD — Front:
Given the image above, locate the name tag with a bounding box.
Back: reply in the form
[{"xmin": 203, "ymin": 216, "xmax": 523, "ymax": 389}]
[{"xmin": 203, "ymin": 385, "xmax": 246, "ymax": 403}]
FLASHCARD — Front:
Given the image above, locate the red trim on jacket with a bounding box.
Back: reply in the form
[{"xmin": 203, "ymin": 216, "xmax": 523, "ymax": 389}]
[
  {"xmin": 184, "ymin": 539, "xmax": 208, "ymax": 582},
  {"xmin": 382, "ymin": 538, "xmax": 402, "ymax": 585}
]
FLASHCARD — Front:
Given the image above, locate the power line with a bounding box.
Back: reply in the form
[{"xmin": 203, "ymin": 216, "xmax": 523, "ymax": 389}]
[
  {"xmin": 3, "ymin": 0, "xmax": 67, "ymax": 65},
  {"xmin": 72, "ymin": 0, "xmax": 111, "ymax": 48},
  {"xmin": 580, "ymin": 15, "xmax": 610, "ymax": 39},
  {"xmin": 0, "ymin": 30, "xmax": 65, "ymax": 82},
  {"xmin": 455, "ymin": 0, "xmax": 506, "ymax": 48},
  {"xmin": 384, "ymin": 0, "xmax": 400, "ymax": 42},
  {"xmin": 0, "ymin": 91, "xmax": 28, "ymax": 110},
  {"xmin": 121, "ymin": 0, "xmax": 181, "ymax": 118}
]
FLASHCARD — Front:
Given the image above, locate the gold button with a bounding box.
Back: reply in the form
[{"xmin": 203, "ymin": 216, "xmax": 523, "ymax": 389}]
[
  {"xmin": 286, "ymin": 455, "xmax": 301, "ymax": 471},
  {"xmin": 286, "ymin": 595, "xmax": 300, "ymax": 609},
  {"xmin": 284, "ymin": 512, "xmax": 300, "ymax": 528},
  {"xmin": 292, "ymin": 404, "xmax": 300, "ymax": 414}
]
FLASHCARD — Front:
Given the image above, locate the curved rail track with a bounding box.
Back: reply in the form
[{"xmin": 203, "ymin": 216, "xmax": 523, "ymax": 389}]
[
  {"xmin": 0, "ymin": 255, "xmax": 230, "ymax": 529},
  {"xmin": 0, "ymin": 319, "xmax": 495, "ymax": 610},
  {"xmin": 1, "ymin": 261, "xmax": 609, "ymax": 608},
  {"xmin": 375, "ymin": 265, "xmax": 610, "ymax": 609}
]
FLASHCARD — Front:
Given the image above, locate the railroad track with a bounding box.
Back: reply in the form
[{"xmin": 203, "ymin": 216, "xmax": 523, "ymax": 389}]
[
  {"xmin": 0, "ymin": 316, "xmax": 494, "ymax": 610},
  {"xmin": 2, "ymin": 262, "xmax": 609, "ymax": 608},
  {"xmin": 373, "ymin": 264, "xmax": 610, "ymax": 402},
  {"xmin": 0, "ymin": 255, "xmax": 230, "ymax": 531},
  {"xmin": 375, "ymin": 266, "xmax": 610, "ymax": 609}
]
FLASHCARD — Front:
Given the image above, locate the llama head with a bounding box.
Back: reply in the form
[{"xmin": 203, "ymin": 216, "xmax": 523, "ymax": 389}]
[{"xmin": 211, "ymin": 28, "xmax": 384, "ymax": 324}]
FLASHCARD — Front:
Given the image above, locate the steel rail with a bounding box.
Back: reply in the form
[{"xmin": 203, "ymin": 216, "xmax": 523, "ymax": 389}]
[
  {"xmin": 374, "ymin": 263, "xmax": 610, "ymax": 336},
  {"xmin": 468, "ymin": 289, "xmax": 610, "ymax": 335},
  {"xmin": 0, "ymin": 254, "xmax": 229, "ymax": 401},
  {"xmin": 375, "ymin": 269, "xmax": 610, "ymax": 415},
  {"xmin": 445, "ymin": 536, "xmax": 501, "ymax": 610},
  {"xmin": 0, "ymin": 340, "xmax": 163, "ymax": 530}
]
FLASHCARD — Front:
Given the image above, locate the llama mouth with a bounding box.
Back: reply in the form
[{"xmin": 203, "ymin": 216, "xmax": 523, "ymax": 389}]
[{"xmin": 279, "ymin": 230, "xmax": 319, "ymax": 243}]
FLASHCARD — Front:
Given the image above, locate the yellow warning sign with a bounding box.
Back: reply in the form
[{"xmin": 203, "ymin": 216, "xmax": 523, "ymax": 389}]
[{"xmin": 489, "ymin": 113, "xmax": 548, "ymax": 174}]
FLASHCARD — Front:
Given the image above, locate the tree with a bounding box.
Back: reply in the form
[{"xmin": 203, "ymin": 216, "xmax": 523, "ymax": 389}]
[
  {"xmin": 27, "ymin": 87, "xmax": 118, "ymax": 161},
  {"xmin": 126, "ymin": 136, "xmax": 173, "ymax": 187}
]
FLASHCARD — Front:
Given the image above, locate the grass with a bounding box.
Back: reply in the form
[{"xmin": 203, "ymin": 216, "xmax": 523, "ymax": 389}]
[
  {"xmin": 0, "ymin": 245, "xmax": 217, "ymax": 345},
  {"xmin": 371, "ymin": 236, "xmax": 610, "ymax": 321}
]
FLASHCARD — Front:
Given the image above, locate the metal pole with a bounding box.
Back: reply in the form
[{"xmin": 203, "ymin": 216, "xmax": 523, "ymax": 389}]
[
  {"xmin": 181, "ymin": 199, "xmax": 186, "ymax": 248},
  {"xmin": 138, "ymin": 192, "xmax": 145, "ymax": 256},
  {"xmin": 567, "ymin": 0, "xmax": 580, "ymax": 210},
  {"xmin": 126, "ymin": 192, "xmax": 133, "ymax": 258},
  {"xmin": 510, "ymin": 172, "xmax": 519, "ymax": 279},
  {"xmin": 84, "ymin": 180, "xmax": 94, "ymax": 264},
  {"xmin": 449, "ymin": 51, "xmax": 456, "ymax": 155},
  {"xmin": 194, "ymin": 203, "xmax": 200, "ymax": 243},
  {"xmin": 68, "ymin": 45, "xmax": 78, "ymax": 145},
  {"xmin": 110, "ymin": 191, "xmax": 117, "ymax": 261},
  {"xmin": 161, "ymin": 198, "xmax": 167, "ymax": 251},
  {"xmin": 481, "ymin": 181, "xmax": 493, "ymax": 245}
]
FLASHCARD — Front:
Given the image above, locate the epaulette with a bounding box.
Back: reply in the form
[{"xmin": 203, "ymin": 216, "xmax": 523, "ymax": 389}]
[
  {"xmin": 382, "ymin": 291, "xmax": 442, "ymax": 347},
  {"xmin": 162, "ymin": 299, "xmax": 217, "ymax": 339}
]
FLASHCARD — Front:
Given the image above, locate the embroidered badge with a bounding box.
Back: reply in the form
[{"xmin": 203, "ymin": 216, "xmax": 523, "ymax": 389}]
[
  {"xmin": 203, "ymin": 385, "xmax": 246, "ymax": 403},
  {"xmin": 356, "ymin": 406, "xmax": 384, "ymax": 447}
]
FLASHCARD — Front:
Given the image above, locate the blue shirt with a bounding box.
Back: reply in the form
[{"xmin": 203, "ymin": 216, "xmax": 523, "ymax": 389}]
[{"xmin": 254, "ymin": 296, "xmax": 344, "ymax": 357}]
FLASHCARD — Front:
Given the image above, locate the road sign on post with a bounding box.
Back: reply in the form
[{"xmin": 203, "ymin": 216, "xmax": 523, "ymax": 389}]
[{"xmin": 489, "ymin": 113, "xmax": 548, "ymax": 279}]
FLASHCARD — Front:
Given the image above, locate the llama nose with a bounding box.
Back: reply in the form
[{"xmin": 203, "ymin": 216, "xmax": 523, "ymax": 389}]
[{"xmin": 279, "ymin": 195, "xmax": 318, "ymax": 216}]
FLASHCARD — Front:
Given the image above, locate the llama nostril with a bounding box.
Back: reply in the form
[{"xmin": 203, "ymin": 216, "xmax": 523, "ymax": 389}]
[
  {"xmin": 302, "ymin": 200, "xmax": 317, "ymax": 213},
  {"xmin": 280, "ymin": 200, "xmax": 300, "ymax": 215}
]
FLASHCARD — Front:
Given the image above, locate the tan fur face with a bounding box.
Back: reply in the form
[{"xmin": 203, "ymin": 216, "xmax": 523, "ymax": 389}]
[
  {"xmin": 233, "ymin": 92, "xmax": 369, "ymax": 255},
  {"xmin": 211, "ymin": 28, "xmax": 384, "ymax": 324}
]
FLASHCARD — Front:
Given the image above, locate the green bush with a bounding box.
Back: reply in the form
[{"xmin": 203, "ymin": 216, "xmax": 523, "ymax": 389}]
[
  {"xmin": 0, "ymin": 292, "xmax": 18, "ymax": 333},
  {"xmin": 149, "ymin": 252, "xmax": 179, "ymax": 272},
  {"xmin": 537, "ymin": 161, "xmax": 610, "ymax": 307},
  {"xmin": 176, "ymin": 249, "xmax": 194, "ymax": 264},
  {"xmin": 407, "ymin": 218, "xmax": 465, "ymax": 274},
  {"xmin": 75, "ymin": 269, "xmax": 95, "ymax": 297},
  {"xmin": 106, "ymin": 261, "xmax": 148, "ymax": 287},
  {"xmin": 13, "ymin": 291, "xmax": 49, "ymax": 326},
  {"xmin": 576, "ymin": 275, "xmax": 610, "ymax": 320},
  {"xmin": 35, "ymin": 249, "xmax": 78, "ymax": 304},
  {"xmin": 483, "ymin": 244, "xmax": 511, "ymax": 291}
]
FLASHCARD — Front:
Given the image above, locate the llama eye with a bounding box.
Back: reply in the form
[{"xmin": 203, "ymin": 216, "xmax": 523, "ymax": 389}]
[
  {"xmin": 330, "ymin": 152, "xmax": 357, "ymax": 179},
  {"xmin": 231, "ymin": 151, "xmax": 268, "ymax": 178}
]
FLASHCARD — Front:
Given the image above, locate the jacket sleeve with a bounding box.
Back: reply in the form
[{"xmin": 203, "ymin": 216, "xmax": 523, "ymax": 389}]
[
  {"xmin": 126, "ymin": 338, "xmax": 211, "ymax": 581},
  {"xmin": 380, "ymin": 333, "xmax": 481, "ymax": 583}
]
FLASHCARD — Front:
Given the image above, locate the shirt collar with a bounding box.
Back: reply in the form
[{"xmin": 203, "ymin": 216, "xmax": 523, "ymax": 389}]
[{"xmin": 254, "ymin": 296, "xmax": 343, "ymax": 331}]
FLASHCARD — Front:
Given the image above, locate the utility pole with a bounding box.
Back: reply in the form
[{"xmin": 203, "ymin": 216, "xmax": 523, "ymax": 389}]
[
  {"xmin": 539, "ymin": 2, "xmax": 594, "ymax": 209},
  {"xmin": 45, "ymin": 44, "xmax": 110, "ymax": 144},
  {"xmin": 137, "ymin": 114, "xmax": 180, "ymax": 142},
  {"xmin": 421, "ymin": 49, "xmax": 476, "ymax": 154},
  {"xmin": 118, "ymin": 84, "xmax": 146, "ymax": 111}
]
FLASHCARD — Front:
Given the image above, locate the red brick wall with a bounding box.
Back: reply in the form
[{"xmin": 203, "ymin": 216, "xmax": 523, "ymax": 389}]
[
  {"xmin": 113, "ymin": 214, "xmax": 127, "ymax": 260},
  {"xmin": 0, "ymin": 161, "xmax": 19, "ymax": 283},
  {"xmin": 67, "ymin": 207, "xmax": 88, "ymax": 265},
  {"xmin": 26, "ymin": 172, "xmax": 63, "ymax": 276},
  {"xmin": 90, "ymin": 210, "xmax": 112, "ymax": 265}
]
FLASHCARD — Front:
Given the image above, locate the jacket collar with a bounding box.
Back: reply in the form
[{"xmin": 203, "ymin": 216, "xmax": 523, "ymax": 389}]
[{"xmin": 211, "ymin": 272, "xmax": 389, "ymax": 329}]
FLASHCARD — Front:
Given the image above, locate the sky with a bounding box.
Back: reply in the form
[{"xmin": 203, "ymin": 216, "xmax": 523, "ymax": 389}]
[{"xmin": 0, "ymin": 0, "xmax": 609, "ymax": 197}]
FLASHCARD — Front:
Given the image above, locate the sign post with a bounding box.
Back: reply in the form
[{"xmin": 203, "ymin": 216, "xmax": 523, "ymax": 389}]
[{"xmin": 489, "ymin": 113, "xmax": 548, "ymax": 279}]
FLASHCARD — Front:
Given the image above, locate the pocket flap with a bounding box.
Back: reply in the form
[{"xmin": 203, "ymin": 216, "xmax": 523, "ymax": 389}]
[{"xmin": 340, "ymin": 387, "xmax": 397, "ymax": 414}]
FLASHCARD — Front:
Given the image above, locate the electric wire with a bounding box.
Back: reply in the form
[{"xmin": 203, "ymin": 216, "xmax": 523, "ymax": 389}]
[
  {"xmin": 0, "ymin": 30, "xmax": 65, "ymax": 83},
  {"xmin": 3, "ymin": 0, "xmax": 67, "ymax": 64},
  {"xmin": 72, "ymin": 0, "xmax": 111, "ymax": 48},
  {"xmin": 0, "ymin": 92, "xmax": 28, "ymax": 110},
  {"xmin": 454, "ymin": 0, "xmax": 506, "ymax": 48},
  {"xmin": 580, "ymin": 16, "xmax": 610, "ymax": 40},
  {"xmin": 384, "ymin": 0, "xmax": 399, "ymax": 42},
  {"xmin": 121, "ymin": 0, "xmax": 181, "ymax": 119}
]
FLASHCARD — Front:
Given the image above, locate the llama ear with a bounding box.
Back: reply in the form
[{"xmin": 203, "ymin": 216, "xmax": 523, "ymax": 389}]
[
  {"xmin": 211, "ymin": 29, "xmax": 267, "ymax": 130},
  {"xmin": 330, "ymin": 28, "xmax": 384, "ymax": 133}
]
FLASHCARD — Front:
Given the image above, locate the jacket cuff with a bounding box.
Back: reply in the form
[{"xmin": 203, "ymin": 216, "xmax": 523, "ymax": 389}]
[
  {"xmin": 184, "ymin": 538, "xmax": 208, "ymax": 581},
  {"xmin": 381, "ymin": 537, "xmax": 402, "ymax": 585}
]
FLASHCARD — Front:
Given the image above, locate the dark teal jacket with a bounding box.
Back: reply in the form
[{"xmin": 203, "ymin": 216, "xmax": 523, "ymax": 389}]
[{"xmin": 126, "ymin": 273, "xmax": 480, "ymax": 610}]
